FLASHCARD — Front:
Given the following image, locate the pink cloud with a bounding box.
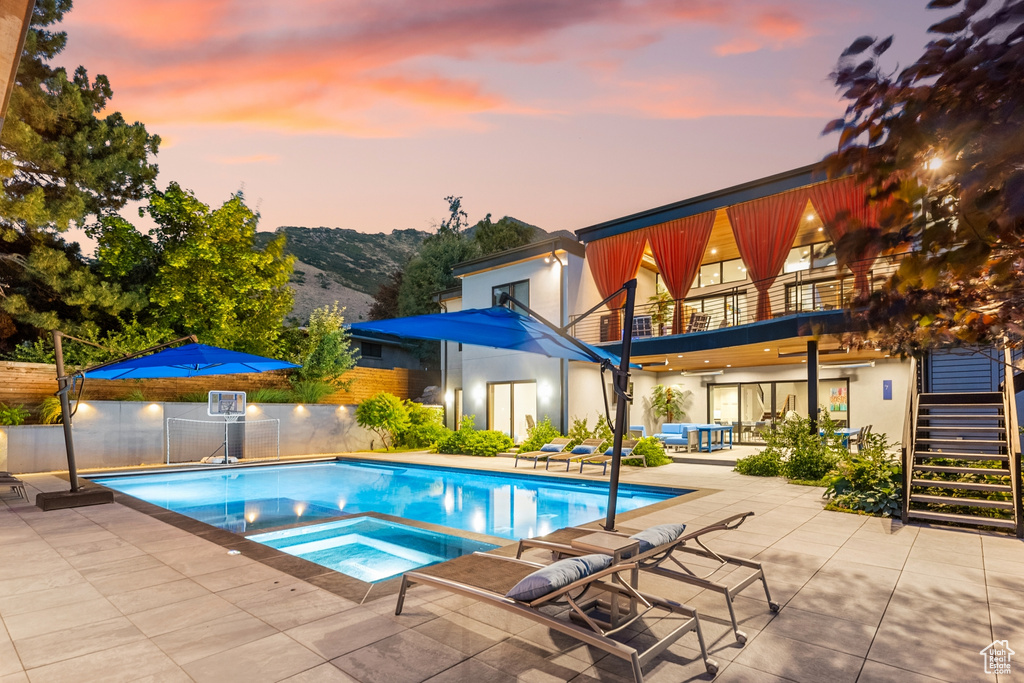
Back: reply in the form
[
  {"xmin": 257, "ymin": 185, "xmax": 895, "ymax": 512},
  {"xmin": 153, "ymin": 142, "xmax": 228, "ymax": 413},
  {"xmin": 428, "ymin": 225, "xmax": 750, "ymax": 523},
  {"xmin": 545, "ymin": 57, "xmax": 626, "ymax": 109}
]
[{"xmin": 59, "ymin": 0, "xmax": 831, "ymax": 135}]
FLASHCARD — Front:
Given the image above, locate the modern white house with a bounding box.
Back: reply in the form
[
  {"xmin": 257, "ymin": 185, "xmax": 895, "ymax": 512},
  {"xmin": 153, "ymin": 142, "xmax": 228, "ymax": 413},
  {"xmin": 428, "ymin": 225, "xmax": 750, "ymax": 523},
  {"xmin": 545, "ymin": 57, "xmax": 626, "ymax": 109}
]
[{"xmin": 440, "ymin": 165, "xmax": 917, "ymax": 444}]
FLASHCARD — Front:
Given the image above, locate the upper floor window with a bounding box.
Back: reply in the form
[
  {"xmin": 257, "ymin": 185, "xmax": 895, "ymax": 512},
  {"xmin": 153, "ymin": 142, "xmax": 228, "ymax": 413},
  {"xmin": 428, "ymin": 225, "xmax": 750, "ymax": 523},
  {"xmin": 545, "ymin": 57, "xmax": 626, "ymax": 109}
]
[
  {"xmin": 784, "ymin": 241, "xmax": 835, "ymax": 273},
  {"xmin": 493, "ymin": 280, "xmax": 530, "ymax": 315},
  {"xmin": 692, "ymin": 258, "xmax": 746, "ymax": 289}
]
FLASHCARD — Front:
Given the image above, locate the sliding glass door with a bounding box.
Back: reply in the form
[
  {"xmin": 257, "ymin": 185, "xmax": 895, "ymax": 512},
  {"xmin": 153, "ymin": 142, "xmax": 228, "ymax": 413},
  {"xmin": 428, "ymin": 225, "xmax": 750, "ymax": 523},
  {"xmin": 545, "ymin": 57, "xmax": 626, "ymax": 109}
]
[
  {"xmin": 707, "ymin": 378, "xmax": 850, "ymax": 444},
  {"xmin": 487, "ymin": 381, "xmax": 537, "ymax": 444}
]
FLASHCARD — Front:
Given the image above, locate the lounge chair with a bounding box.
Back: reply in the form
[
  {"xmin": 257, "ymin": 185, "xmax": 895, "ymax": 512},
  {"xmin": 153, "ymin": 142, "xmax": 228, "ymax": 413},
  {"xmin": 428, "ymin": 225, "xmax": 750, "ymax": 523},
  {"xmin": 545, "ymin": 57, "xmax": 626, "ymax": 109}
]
[
  {"xmin": 579, "ymin": 439, "xmax": 639, "ymax": 474},
  {"xmin": 0, "ymin": 473, "xmax": 27, "ymax": 502},
  {"xmin": 544, "ymin": 438, "xmax": 605, "ymax": 471},
  {"xmin": 395, "ymin": 551, "xmax": 718, "ymax": 680},
  {"xmin": 516, "ymin": 512, "xmax": 778, "ymax": 644},
  {"xmin": 513, "ymin": 437, "xmax": 570, "ymax": 469}
]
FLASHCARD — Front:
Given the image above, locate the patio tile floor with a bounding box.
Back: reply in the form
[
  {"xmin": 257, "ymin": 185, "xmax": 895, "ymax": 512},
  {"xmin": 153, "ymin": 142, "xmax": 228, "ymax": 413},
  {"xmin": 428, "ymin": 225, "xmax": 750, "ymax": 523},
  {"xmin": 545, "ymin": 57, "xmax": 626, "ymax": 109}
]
[{"xmin": 2, "ymin": 452, "xmax": 1022, "ymax": 682}]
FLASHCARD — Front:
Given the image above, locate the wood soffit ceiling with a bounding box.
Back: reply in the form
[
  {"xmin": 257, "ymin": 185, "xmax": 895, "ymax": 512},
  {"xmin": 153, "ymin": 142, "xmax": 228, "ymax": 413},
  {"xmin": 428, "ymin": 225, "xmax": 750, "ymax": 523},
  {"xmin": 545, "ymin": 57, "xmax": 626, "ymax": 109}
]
[
  {"xmin": 639, "ymin": 199, "xmax": 826, "ymax": 271},
  {"xmin": 632, "ymin": 335, "xmax": 891, "ymax": 373}
]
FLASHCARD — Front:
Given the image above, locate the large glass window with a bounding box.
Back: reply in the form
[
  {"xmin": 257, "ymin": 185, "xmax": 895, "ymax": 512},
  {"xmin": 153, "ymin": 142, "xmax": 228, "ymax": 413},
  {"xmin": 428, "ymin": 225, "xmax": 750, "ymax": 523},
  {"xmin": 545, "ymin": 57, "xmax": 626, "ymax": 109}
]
[
  {"xmin": 693, "ymin": 258, "xmax": 747, "ymax": 288},
  {"xmin": 784, "ymin": 245, "xmax": 812, "ymax": 273},
  {"xmin": 786, "ymin": 278, "xmax": 853, "ymax": 312},
  {"xmin": 785, "ymin": 241, "xmax": 837, "ymax": 273},
  {"xmin": 681, "ymin": 292, "xmax": 745, "ymax": 330},
  {"xmin": 493, "ymin": 280, "xmax": 530, "ymax": 314},
  {"xmin": 722, "ymin": 258, "xmax": 746, "ymax": 283},
  {"xmin": 698, "ymin": 263, "xmax": 721, "ymax": 288},
  {"xmin": 487, "ymin": 381, "xmax": 537, "ymax": 444},
  {"xmin": 707, "ymin": 378, "xmax": 851, "ymax": 444}
]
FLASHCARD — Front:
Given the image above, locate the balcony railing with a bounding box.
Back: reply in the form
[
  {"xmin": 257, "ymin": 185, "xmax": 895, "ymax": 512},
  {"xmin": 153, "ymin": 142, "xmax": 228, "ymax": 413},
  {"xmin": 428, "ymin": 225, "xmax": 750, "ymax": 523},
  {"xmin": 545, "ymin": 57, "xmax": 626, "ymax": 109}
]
[{"xmin": 569, "ymin": 253, "xmax": 906, "ymax": 345}]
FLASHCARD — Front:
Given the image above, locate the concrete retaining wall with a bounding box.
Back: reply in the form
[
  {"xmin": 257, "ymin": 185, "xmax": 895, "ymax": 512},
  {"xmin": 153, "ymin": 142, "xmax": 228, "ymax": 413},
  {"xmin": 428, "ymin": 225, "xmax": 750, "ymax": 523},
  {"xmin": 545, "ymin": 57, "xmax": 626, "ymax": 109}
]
[{"xmin": 0, "ymin": 401, "xmax": 375, "ymax": 474}]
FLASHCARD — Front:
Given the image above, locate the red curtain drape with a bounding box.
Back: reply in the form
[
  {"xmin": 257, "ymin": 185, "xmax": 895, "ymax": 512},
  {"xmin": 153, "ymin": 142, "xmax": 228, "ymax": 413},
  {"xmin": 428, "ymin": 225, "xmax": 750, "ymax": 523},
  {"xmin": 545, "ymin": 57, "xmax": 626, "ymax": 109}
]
[
  {"xmin": 806, "ymin": 177, "xmax": 886, "ymax": 297},
  {"xmin": 726, "ymin": 189, "xmax": 807, "ymax": 320},
  {"xmin": 586, "ymin": 231, "xmax": 648, "ymax": 340},
  {"xmin": 644, "ymin": 211, "xmax": 716, "ymax": 334}
]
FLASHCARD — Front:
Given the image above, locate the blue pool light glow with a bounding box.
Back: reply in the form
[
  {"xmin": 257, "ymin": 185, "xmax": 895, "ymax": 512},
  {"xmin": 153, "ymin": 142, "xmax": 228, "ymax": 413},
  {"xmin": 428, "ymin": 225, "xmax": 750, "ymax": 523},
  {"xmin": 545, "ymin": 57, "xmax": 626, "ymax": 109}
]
[
  {"xmin": 249, "ymin": 517, "xmax": 497, "ymax": 582},
  {"xmin": 92, "ymin": 460, "xmax": 686, "ymax": 540}
]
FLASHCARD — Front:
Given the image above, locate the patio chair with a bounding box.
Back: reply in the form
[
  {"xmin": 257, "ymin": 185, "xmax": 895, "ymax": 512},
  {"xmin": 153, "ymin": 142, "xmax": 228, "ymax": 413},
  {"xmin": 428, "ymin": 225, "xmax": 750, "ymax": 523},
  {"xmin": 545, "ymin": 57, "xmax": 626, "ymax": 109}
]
[
  {"xmin": 579, "ymin": 439, "xmax": 639, "ymax": 474},
  {"xmin": 0, "ymin": 473, "xmax": 27, "ymax": 502},
  {"xmin": 687, "ymin": 312, "xmax": 712, "ymax": 333},
  {"xmin": 513, "ymin": 437, "xmax": 570, "ymax": 469},
  {"xmin": 516, "ymin": 511, "xmax": 778, "ymax": 644},
  {"xmin": 544, "ymin": 438, "xmax": 606, "ymax": 471},
  {"xmin": 395, "ymin": 552, "xmax": 719, "ymax": 680},
  {"xmin": 628, "ymin": 425, "xmax": 646, "ymax": 439}
]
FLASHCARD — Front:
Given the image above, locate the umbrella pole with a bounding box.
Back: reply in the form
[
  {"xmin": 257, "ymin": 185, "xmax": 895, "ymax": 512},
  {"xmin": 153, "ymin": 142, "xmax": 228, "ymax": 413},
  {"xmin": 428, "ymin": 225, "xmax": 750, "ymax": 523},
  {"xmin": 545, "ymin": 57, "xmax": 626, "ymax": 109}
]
[
  {"xmin": 53, "ymin": 331, "xmax": 81, "ymax": 492},
  {"xmin": 603, "ymin": 280, "xmax": 637, "ymax": 532}
]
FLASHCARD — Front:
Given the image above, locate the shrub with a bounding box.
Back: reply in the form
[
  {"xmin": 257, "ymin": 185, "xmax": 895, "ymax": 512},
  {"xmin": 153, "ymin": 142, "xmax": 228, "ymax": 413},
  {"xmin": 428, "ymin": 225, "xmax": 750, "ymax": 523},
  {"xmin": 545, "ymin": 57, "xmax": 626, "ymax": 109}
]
[
  {"xmin": 518, "ymin": 416, "xmax": 562, "ymax": 452},
  {"xmin": 734, "ymin": 449, "xmax": 785, "ymax": 477},
  {"xmin": 290, "ymin": 380, "xmax": 336, "ymax": 404},
  {"xmin": 565, "ymin": 416, "xmax": 595, "ymax": 450},
  {"xmin": 177, "ymin": 390, "xmax": 209, "ymax": 403},
  {"xmin": 119, "ymin": 388, "xmax": 147, "ymax": 402},
  {"xmin": 291, "ymin": 302, "xmax": 357, "ymax": 388},
  {"xmin": 593, "ymin": 415, "xmax": 614, "ymax": 445},
  {"xmin": 355, "ymin": 392, "xmax": 410, "ymax": 450},
  {"xmin": 434, "ymin": 416, "xmax": 513, "ymax": 457},
  {"xmin": 247, "ymin": 387, "xmax": 293, "ymax": 403},
  {"xmin": 37, "ymin": 396, "xmax": 64, "ymax": 425},
  {"xmin": 622, "ymin": 436, "xmax": 672, "ymax": 467},
  {"xmin": 396, "ymin": 401, "xmax": 446, "ymax": 449},
  {"xmin": 0, "ymin": 403, "xmax": 30, "ymax": 426},
  {"xmin": 824, "ymin": 432, "xmax": 902, "ymax": 517},
  {"xmin": 735, "ymin": 412, "xmax": 844, "ymax": 481}
]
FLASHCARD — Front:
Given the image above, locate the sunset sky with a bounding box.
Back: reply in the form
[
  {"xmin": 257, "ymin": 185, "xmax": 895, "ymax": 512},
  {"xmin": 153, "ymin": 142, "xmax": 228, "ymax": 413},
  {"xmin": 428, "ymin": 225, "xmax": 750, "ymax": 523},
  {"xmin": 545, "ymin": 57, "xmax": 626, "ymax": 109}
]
[{"xmin": 57, "ymin": 1, "xmax": 937, "ymax": 242}]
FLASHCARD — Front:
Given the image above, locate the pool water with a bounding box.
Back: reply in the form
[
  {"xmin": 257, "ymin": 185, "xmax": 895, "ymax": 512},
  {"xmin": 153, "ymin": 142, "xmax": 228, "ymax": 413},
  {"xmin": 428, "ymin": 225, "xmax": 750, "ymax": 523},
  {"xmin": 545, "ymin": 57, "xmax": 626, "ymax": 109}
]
[
  {"xmin": 249, "ymin": 517, "xmax": 497, "ymax": 582},
  {"xmin": 92, "ymin": 460, "xmax": 685, "ymax": 540}
]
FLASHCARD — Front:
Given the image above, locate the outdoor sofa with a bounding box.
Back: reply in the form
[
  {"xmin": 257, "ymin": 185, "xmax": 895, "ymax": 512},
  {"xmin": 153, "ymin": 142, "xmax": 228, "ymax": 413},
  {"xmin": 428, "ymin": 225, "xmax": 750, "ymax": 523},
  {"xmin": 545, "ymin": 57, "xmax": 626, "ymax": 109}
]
[{"xmin": 652, "ymin": 423, "xmax": 700, "ymax": 452}]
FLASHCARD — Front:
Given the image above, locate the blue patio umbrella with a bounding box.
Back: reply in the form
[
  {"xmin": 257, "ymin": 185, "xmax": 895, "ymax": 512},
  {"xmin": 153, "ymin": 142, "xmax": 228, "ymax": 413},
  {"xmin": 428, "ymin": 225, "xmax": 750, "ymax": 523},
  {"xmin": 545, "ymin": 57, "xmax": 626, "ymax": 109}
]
[
  {"xmin": 84, "ymin": 343, "xmax": 299, "ymax": 379},
  {"xmin": 350, "ymin": 306, "xmax": 630, "ymax": 367}
]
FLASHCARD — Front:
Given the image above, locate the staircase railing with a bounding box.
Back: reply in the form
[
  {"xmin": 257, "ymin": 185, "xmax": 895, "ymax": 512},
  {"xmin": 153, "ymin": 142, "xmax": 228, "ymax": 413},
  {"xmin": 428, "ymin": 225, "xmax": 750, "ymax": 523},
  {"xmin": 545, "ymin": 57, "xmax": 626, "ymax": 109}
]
[
  {"xmin": 901, "ymin": 355, "xmax": 919, "ymax": 525},
  {"xmin": 1001, "ymin": 346, "xmax": 1023, "ymax": 538}
]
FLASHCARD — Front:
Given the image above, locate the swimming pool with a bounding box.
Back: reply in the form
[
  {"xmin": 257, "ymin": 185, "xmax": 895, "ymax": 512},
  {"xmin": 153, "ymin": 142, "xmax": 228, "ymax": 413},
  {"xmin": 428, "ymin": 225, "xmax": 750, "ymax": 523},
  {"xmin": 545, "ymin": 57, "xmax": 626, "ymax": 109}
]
[
  {"xmin": 91, "ymin": 459, "xmax": 686, "ymax": 540},
  {"xmin": 249, "ymin": 517, "xmax": 497, "ymax": 582}
]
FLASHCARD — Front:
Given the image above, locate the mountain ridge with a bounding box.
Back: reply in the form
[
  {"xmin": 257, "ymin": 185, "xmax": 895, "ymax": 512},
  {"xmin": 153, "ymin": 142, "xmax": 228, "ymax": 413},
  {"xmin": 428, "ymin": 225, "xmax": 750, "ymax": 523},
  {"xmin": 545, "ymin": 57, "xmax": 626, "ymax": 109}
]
[{"xmin": 259, "ymin": 220, "xmax": 576, "ymax": 323}]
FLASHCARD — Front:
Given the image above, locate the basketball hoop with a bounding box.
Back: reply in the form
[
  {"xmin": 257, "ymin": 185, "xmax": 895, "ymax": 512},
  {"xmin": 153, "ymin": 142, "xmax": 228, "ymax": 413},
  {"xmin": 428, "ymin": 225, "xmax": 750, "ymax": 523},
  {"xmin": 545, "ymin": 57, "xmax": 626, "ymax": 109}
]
[{"xmin": 201, "ymin": 391, "xmax": 247, "ymax": 464}]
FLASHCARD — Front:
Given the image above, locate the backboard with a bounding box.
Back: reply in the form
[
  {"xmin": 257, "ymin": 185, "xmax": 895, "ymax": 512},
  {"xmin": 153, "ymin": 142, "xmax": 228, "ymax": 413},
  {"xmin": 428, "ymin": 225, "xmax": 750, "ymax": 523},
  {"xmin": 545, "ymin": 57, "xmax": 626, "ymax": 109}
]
[{"xmin": 208, "ymin": 390, "xmax": 246, "ymax": 417}]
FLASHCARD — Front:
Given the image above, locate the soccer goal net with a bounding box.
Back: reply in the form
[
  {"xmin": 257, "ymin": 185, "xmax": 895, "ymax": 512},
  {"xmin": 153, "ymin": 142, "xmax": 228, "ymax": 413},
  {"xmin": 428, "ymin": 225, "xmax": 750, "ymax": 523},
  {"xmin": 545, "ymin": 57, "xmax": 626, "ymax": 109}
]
[{"xmin": 166, "ymin": 418, "xmax": 280, "ymax": 464}]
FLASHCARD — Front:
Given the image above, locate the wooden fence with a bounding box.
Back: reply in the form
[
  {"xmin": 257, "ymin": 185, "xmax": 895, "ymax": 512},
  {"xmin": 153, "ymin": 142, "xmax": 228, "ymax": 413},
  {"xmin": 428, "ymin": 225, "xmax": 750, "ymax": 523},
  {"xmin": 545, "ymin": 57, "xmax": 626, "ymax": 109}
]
[{"xmin": 0, "ymin": 362, "xmax": 436, "ymax": 408}]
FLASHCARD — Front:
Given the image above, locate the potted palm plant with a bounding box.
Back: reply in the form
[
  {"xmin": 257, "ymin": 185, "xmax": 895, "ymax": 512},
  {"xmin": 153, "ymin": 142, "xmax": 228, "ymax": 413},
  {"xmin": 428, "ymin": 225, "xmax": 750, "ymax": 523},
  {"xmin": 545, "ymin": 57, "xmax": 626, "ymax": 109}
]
[
  {"xmin": 650, "ymin": 384, "xmax": 692, "ymax": 427},
  {"xmin": 648, "ymin": 288, "xmax": 673, "ymax": 336}
]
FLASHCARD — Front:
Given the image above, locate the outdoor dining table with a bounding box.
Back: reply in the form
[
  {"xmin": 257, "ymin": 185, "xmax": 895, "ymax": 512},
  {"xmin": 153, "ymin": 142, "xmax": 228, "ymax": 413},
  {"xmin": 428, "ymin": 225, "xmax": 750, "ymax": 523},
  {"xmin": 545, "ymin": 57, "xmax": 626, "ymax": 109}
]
[{"xmin": 696, "ymin": 424, "xmax": 733, "ymax": 452}]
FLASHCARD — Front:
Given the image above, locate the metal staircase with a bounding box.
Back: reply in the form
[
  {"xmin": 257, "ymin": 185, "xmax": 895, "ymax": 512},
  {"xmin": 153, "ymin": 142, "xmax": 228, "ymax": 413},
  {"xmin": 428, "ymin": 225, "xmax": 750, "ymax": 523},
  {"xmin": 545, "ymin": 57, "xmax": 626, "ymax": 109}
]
[{"xmin": 901, "ymin": 351, "xmax": 1024, "ymax": 536}]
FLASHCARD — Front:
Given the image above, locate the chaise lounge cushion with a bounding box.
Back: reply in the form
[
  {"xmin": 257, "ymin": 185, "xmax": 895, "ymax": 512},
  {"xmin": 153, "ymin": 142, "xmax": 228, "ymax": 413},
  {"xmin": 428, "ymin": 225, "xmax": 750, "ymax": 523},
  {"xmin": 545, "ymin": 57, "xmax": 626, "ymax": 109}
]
[
  {"xmin": 570, "ymin": 444, "xmax": 599, "ymax": 455},
  {"xmin": 540, "ymin": 444, "xmax": 564, "ymax": 452},
  {"xmin": 629, "ymin": 523, "xmax": 686, "ymax": 553},
  {"xmin": 505, "ymin": 553, "xmax": 612, "ymax": 602}
]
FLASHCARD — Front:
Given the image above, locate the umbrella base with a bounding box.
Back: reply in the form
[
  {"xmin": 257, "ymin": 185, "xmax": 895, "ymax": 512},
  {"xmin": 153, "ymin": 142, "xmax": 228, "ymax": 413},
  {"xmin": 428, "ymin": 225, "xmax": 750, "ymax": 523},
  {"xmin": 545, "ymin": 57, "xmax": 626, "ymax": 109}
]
[{"xmin": 36, "ymin": 489, "xmax": 114, "ymax": 511}]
